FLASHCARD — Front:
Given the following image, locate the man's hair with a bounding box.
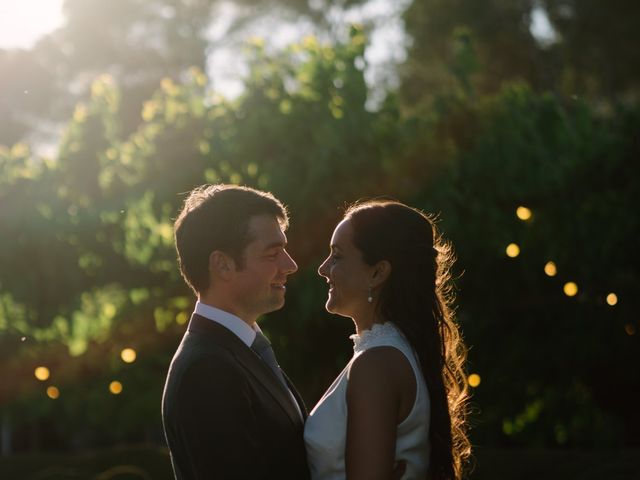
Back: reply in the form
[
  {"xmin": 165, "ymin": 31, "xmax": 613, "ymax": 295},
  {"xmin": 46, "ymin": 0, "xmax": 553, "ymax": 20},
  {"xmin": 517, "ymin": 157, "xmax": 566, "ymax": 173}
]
[{"xmin": 174, "ymin": 184, "xmax": 289, "ymax": 294}]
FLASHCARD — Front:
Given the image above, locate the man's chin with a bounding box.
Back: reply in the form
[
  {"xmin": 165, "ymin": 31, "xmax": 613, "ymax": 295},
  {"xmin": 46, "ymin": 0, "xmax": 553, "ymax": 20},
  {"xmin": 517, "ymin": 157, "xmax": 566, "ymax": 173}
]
[{"xmin": 264, "ymin": 296, "xmax": 286, "ymax": 313}]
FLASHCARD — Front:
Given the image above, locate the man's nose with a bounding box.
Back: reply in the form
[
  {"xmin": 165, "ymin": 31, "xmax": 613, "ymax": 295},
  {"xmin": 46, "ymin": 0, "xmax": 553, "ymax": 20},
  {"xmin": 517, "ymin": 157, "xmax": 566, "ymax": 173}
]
[{"xmin": 281, "ymin": 250, "xmax": 298, "ymax": 274}]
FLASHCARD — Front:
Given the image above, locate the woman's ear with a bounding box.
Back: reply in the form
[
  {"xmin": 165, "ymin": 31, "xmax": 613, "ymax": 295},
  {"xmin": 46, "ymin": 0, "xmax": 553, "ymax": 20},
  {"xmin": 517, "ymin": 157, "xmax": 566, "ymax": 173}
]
[
  {"xmin": 209, "ymin": 250, "xmax": 235, "ymax": 281},
  {"xmin": 370, "ymin": 260, "xmax": 391, "ymax": 289}
]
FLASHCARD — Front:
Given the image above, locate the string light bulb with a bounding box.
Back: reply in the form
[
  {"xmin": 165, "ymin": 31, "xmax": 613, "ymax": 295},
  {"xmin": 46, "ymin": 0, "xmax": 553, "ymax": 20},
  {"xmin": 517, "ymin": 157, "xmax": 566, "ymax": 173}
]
[
  {"xmin": 544, "ymin": 261, "xmax": 557, "ymax": 277},
  {"xmin": 46, "ymin": 386, "xmax": 60, "ymax": 399},
  {"xmin": 34, "ymin": 367, "xmax": 50, "ymax": 381},
  {"xmin": 506, "ymin": 243, "xmax": 520, "ymax": 258},
  {"xmin": 516, "ymin": 206, "xmax": 532, "ymax": 221},
  {"xmin": 563, "ymin": 282, "xmax": 578, "ymax": 297},
  {"xmin": 468, "ymin": 374, "xmax": 481, "ymax": 388},
  {"xmin": 109, "ymin": 381, "xmax": 123, "ymax": 395},
  {"xmin": 120, "ymin": 348, "xmax": 137, "ymax": 363}
]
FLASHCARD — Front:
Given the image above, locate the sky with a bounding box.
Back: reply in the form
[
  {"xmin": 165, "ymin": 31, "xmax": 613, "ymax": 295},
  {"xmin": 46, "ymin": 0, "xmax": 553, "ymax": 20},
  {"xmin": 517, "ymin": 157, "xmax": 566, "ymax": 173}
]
[
  {"xmin": 0, "ymin": 0, "xmax": 413, "ymax": 105},
  {"xmin": 0, "ymin": 0, "xmax": 556, "ymax": 51}
]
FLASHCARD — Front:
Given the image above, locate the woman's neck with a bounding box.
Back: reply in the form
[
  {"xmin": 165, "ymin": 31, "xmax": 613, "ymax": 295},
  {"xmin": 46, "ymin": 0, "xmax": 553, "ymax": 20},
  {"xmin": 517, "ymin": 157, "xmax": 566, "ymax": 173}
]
[{"xmin": 352, "ymin": 309, "xmax": 385, "ymax": 335}]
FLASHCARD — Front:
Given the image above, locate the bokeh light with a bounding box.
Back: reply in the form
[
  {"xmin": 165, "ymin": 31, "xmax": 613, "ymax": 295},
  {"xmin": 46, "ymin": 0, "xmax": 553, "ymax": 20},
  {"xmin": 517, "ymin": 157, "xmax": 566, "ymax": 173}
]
[
  {"xmin": 34, "ymin": 366, "xmax": 50, "ymax": 381},
  {"xmin": 516, "ymin": 206, "xmax": 532, "ymax": 220},
  {"xmin": 606, "ymin": 293, "xmax": 618, "ymax": 306},
  {"xmin": 176, "ymin": 311, "xmax": 189, "ymax": 325},
  {"xmin": 109, "ymin": 381, "xmax": 123, "ymax": 395},
  {"xmin": 468, "ymin": 373, "xmax": 481, "ymax": 388},
  {"xmin": 563, "ymin": 282, "xmax": 578, "ymax": 297},
  {"xmin": 46, "ymin": 386, "xmax": 60, "ymax": 399},
  {"xmin": 544, "ymin": 261, "xmax": 557, "ymax": 277},
  {"xmin": 120, "ymin": 348, "xmax": 137, "ymax": 363},
  {"xmin": 624, "ymin": 324, "xmax": 636, "ymax": 336},
  {"xmin": 506, "ymin": 243, "xmax": 520, "ymax": 258}
]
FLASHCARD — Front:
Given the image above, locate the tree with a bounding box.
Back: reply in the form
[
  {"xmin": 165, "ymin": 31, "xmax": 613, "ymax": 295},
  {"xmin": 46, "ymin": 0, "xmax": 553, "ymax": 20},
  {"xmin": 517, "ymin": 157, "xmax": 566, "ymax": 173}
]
[{"xmin": 400, "ymin": 0, "xmax": 640, "ymax": 108}]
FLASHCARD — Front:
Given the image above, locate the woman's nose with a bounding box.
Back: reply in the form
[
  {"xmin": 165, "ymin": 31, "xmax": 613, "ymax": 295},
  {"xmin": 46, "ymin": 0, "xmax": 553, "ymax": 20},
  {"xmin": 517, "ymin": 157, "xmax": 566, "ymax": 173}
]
[{"xmin": 318, "ymin": 257, "xmax": 329, "ymax": 278}]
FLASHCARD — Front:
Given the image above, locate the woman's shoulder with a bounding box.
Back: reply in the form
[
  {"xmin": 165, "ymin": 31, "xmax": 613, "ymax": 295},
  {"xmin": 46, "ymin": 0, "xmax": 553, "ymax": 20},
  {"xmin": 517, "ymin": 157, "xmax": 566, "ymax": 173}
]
[{"xmin": 348, "ymin": 344, "xmax": 414, "ymax": 394}]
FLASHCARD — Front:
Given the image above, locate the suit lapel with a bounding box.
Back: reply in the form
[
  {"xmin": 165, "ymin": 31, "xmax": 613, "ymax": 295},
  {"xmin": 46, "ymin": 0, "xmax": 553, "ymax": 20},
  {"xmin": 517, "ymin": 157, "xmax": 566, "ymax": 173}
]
[
  {"xmin": 188, "ymin": 314, "xmax": 304, "ymax": 428},
  {"xmin": 283, "ymin": 370, "xmax": 308, "ymax": 420}
]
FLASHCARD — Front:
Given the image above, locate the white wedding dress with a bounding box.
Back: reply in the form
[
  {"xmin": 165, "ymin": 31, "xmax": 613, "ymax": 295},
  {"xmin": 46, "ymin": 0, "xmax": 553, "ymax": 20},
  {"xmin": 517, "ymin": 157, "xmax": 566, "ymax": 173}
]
[{"xmin": 304, "ymin": 321, "xmax": 431, "ymax": 479}]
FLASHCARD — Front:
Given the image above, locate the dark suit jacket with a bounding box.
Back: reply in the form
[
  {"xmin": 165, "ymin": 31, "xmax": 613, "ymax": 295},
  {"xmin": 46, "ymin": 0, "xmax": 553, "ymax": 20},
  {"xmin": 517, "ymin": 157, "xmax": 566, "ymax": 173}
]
[{"xmin": 162, "ymin": 314, "xmax": 310, "ymax": 480}]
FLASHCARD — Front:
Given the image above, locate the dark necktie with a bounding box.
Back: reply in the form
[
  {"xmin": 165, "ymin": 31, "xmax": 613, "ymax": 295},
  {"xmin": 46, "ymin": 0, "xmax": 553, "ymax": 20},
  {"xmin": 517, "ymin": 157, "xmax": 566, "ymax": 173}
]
[
  {"xmin": 251, "ymin": 331, "xmax": 303, "ymax": 420},
  {"xmin": 251, "ymin": 331, "xmax": 288, "ymax": 389}
]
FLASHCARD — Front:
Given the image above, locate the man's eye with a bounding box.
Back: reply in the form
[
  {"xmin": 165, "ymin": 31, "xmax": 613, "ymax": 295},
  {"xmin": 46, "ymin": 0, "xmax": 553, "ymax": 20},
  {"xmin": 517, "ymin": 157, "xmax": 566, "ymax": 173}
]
[{"xmin": 331, "ymin": 254, "xmax": 342, "ymax": 260}]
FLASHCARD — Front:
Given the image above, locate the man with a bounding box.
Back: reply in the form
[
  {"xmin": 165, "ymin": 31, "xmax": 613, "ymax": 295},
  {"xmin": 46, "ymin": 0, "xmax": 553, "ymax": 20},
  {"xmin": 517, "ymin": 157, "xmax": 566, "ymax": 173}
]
[{"xmin": 162, "ymin": 184, "xmax": 309, "ymax": 479}]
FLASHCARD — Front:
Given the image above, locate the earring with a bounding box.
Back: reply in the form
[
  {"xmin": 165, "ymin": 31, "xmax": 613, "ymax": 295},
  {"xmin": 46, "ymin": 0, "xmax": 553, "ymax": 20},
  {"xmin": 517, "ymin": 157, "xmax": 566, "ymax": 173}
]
[{"xmin": 367, "ymin": 286, "xmax": 373, "ymax": 304}]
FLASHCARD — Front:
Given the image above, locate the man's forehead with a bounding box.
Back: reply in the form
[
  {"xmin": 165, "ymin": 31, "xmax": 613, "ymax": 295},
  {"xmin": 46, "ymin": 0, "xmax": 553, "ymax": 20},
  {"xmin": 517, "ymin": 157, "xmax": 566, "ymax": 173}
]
[{"xmin": 247, "ymin": 214, "xmax": 287, "ymax": 246}]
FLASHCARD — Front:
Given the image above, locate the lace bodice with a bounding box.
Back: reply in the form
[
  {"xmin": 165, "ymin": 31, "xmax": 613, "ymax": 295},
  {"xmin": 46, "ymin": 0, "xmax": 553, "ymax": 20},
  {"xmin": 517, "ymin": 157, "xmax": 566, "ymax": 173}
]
[{"xmin": 350, "ymin": 321, "xmax": 402, "ymax": 353}]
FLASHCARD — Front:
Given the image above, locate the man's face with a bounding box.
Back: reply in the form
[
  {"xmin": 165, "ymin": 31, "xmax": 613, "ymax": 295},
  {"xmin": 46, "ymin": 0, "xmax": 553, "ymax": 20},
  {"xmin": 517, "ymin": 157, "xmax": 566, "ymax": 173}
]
[{"xmin": 227, "ymin": 214, "xmax": 298, "ymax": 324}]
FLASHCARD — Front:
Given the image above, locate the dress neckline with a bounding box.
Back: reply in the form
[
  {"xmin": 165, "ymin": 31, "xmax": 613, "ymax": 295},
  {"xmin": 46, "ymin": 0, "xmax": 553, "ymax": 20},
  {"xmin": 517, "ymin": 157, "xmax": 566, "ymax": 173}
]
[{"xmin": 349, "ymin": 321, "xmax": 400, "ymax": 353}]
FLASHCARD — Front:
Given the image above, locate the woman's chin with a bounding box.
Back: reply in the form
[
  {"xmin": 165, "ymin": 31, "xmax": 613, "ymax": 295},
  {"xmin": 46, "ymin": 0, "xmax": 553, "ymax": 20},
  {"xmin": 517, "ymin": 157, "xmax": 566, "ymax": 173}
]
[
  {"xmin": 325, "ymin": 302, "xmax": 350, "ymax": 319},
  {"xmin": 325, "ymin": 296, "xmax": 340, "ymax": 315},
  {"xmin": 325, "ymin": 301, "xmax": 336, "ymax": 313}
]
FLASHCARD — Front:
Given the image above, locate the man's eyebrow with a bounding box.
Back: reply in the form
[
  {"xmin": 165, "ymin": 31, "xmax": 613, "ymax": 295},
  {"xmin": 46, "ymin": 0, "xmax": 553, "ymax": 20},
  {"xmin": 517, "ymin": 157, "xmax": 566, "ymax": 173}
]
[
  {"xmin": 330, "ymin": 244, "xmax": 342, "ymax": 251},
  {"xmin": 263, "ymin": 240, "xmax": 286, "ymax": 251}
]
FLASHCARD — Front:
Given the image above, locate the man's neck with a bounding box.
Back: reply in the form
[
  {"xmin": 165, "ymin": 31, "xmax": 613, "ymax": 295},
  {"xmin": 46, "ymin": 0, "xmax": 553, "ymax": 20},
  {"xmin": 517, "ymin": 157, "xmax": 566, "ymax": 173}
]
[{"xmin": 198, "ymin": 294, "xmax": 257, "ymax": 327}]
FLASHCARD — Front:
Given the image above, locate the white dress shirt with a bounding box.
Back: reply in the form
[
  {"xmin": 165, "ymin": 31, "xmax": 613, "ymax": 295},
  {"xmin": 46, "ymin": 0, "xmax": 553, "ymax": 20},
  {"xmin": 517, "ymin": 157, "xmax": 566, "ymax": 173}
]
[{"xmin": 195, "ymin": 301, "xmax": 260, "ymax": 347}]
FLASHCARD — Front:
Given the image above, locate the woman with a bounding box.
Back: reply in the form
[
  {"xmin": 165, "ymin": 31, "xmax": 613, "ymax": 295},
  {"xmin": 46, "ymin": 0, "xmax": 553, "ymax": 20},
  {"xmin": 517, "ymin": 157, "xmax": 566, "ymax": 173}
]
[{"xmin": 304, "ymin": 200, "xmax": 470, "ymax": 480}]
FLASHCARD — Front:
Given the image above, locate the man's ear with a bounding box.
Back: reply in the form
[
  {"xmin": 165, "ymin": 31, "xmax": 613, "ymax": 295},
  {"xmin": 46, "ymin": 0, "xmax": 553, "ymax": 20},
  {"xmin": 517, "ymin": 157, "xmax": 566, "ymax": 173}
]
[
  {"xmin": 370, "ymin": 260, "xmax": 391, "ymax": 289},
  {"xmin": 209, "ymin": 250, "xmax": 235, "ymax": 281}
]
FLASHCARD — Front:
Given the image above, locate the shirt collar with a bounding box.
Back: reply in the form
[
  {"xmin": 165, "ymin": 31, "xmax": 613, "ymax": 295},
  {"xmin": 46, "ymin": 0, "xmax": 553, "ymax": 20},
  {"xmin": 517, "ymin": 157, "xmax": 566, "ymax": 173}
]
[{"xmin": 194, "ymin": 301, "xmax": 260, "ymax": 347}]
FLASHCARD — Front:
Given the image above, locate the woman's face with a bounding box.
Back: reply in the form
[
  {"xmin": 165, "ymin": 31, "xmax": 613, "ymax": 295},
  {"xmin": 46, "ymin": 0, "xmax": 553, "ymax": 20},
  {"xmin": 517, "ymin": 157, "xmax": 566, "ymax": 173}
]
[{"xmin": 318, "ymin": 218, "xmax": 375, "ymax": 319}]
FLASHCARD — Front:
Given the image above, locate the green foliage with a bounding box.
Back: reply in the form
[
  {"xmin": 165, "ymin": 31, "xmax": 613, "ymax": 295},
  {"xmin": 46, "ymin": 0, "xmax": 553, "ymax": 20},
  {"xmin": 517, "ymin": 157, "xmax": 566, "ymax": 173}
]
[{"xmin": 412, "ymin": 83, "xmax": 639, "ymax": 448}]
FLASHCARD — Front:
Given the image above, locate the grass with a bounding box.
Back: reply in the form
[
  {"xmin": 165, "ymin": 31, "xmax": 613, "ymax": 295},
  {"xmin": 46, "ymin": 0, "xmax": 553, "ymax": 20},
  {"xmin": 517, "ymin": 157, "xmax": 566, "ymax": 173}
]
[
  {"xmin": 0, "ymin": 445, "xmax": 639, "ymax": 479},
  {"xmin": 0, "ymin": 445, "xmax": 173, "ymax": 479}
]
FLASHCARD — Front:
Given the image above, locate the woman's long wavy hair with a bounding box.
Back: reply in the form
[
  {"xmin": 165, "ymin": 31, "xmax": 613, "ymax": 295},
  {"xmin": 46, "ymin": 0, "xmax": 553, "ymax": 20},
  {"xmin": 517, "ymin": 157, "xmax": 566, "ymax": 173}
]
[{"xmin": 345, "ymin": 200, "xmax": 471, "ymax": 480}]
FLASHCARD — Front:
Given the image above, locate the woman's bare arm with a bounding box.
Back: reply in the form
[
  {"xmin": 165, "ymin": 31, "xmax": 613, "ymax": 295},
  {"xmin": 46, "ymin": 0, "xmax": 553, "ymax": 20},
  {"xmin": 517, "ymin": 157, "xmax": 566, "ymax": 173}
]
[{"xmin": 345, "ymin": 346, "xmax": 416, "ymax": 480}]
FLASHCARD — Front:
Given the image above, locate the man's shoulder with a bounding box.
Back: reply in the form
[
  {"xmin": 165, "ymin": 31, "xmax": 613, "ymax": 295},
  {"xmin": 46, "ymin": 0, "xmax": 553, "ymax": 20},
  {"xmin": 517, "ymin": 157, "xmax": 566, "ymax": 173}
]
[
  {"xmin": 171, "ymin": 330, "xmax": 241, "ymax": 373},
  {"xmin": 164, "ymin": 332, "xmax": 250, "ymax": 403}
]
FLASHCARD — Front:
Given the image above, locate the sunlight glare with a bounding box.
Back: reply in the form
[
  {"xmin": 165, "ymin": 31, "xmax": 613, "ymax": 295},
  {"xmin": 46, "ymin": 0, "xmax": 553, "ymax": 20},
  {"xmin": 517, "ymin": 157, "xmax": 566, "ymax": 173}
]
[{"xmin": 0, "ymin": 0, "xmax": 65, "ymax": 49}]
